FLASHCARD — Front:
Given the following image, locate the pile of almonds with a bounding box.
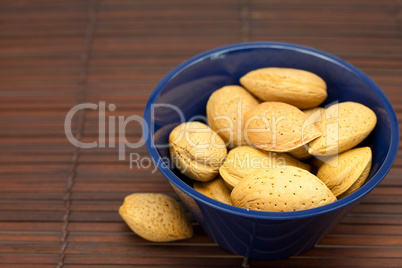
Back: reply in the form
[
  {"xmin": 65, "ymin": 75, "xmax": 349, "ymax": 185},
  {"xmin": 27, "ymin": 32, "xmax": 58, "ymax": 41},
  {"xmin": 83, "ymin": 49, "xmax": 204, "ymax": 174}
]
[
  {"xmin": 169, "ymin": 67, "xmax": 377, "ymax": 212},
  {"xmin": 119, "ymin": 67, "xmax": 377, "ymax": 242}
]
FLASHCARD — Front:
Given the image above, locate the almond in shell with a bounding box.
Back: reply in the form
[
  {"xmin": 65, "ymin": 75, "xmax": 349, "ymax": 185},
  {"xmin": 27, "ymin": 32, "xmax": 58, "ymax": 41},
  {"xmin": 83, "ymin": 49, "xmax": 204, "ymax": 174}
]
[
  {"xmin": 193, "ymin": 176, "xmax": 232, "ymax": 205},
  {"xmin": 231, "ymin": 166, "xmax": 336, "ymax": 212},
  {"xmin": 169, "ymin": 122, "xmax": 227, "ymax": 182},
  {"xmin": 243, "ymin": 102, "xmax": 321, "ymax": 152},
  {"xmin": 316, "ymin": 147, "xmax": 372, "ymax": 197},
  {"xmin": 119, "ymin": 193, "xmax": 193, "ymax": 242},
  {"xmin": 219, "ymin": 145, "xmax": 311, "ymax": 189},
  {"xmin": 308, "ymin": 102, "xmax": 377, "ymax": 156},
  {"xmin": 240, "ymin": 67, "xmax": 327, "ymax": 109},
  {"xmin": 288, "ymin": 107, "xmax": 325, "ymax": 160},
  {"xmin": 207, "ymin": 85, "xmax": 259, "ymax": 147}
]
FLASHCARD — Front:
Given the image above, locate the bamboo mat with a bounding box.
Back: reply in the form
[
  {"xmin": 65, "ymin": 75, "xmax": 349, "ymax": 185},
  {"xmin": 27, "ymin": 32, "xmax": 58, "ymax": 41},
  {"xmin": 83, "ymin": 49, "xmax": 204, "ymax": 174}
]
[{"xmin": 0, "ymin": 0, "xmax": 401, "ymax": 267}]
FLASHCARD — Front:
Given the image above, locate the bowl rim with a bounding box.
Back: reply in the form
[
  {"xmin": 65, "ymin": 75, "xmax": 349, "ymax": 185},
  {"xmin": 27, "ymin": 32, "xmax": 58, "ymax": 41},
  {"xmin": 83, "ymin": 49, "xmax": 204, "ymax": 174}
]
[{"xmin": 143, "ymin": 41, "xmax": 399, "ymax": 220}]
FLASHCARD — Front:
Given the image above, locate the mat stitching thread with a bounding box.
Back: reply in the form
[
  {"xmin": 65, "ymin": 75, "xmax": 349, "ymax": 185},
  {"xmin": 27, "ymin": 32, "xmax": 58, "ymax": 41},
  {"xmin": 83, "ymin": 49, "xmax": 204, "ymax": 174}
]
[
  {"xmin": 57, "ymin": 1, "xmax": 98, "ymax": 267},
  {"xmin": 240, "ymin": 0, "xmax": 250, "ymax": 42},
  {"xmin": 240, "ymin": 0, "xmax": 250, "ymax": 264}
]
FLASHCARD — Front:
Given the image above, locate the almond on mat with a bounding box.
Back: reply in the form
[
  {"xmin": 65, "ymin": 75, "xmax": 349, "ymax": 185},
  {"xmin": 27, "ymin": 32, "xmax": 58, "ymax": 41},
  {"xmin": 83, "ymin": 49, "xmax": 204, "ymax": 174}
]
[{"xmin": 119, "ymin": 193, "xmax": 193, "ymax": 242}]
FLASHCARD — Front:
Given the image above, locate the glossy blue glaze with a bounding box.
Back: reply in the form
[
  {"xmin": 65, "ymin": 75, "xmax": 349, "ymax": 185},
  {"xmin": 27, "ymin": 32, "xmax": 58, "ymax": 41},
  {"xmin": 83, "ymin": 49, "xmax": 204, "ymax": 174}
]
[{"xmin": 143, "ymin": 42, "xmax": 399, "ymax": 259}]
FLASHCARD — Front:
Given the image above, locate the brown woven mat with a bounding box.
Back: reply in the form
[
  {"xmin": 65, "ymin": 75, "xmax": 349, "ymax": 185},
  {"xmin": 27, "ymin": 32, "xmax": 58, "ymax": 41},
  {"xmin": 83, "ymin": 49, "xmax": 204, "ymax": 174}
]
[{"xmin": 0, "ymin": 0, "xmax": 401, "ymax": 267}]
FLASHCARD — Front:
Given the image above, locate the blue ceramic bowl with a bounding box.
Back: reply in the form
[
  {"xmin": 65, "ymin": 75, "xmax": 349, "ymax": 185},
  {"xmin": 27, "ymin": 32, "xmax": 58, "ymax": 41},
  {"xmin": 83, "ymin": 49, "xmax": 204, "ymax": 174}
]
[{"xmin": 143, "ymin": 42, "xmax": 399, "ymax": 259}]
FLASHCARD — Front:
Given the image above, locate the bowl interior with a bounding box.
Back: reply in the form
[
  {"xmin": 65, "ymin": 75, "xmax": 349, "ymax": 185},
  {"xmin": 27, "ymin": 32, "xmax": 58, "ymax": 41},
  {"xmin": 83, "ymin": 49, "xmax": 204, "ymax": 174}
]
[{"xmin": 147, "ymin": 42, "xmax": 398, "ymax": 217}]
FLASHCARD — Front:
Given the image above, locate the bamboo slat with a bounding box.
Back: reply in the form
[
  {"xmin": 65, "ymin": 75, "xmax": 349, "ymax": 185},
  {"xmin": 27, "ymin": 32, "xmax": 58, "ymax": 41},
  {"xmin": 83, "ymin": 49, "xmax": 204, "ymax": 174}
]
[{"xmin": 0, "ymin": 0, "xmax": 401, "ymax": 266}]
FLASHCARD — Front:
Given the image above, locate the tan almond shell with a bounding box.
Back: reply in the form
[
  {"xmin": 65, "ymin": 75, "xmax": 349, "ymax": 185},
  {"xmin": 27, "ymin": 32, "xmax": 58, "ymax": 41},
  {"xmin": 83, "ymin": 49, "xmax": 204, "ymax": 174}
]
[
  {"xmin": 288, "ymin": 107, "xmax": 325, "ymax": 160},
  {"xmin": 219, "ymin": 145, "xmax": 311, "ymax": 189},
  {"xmin": 206, "ymin": 85, "xmax": 259, "ymax": 147},
  {"xmin": 316, "ymin": 147, "xmax": 372, "ymax": 197},
  {"xmin": 239, "ymin": 67, "xmax": 327, "ymax": 109},
  {"xmin": 118, "ymin": 193, "xmax": 193, "ymax": 242},
  {"xmin": 337, "ymin": 161, "xmax": 371, "ymax": 199},
  {"xmin": 308, "ymin": 102, "xmax": 377, "ymax": 156},
  {"xmin": 243, "ymin": 102, "xmax": 321, "ymax": 152},
  {"xmin": 230, "ymin": 167, "xmax": 337, "ymax": 212},
  {"xmin": 303, "ymin": 107, "xmax": 325, "ymax": 119},
  {"xmin": 169, "ymin": 122, "xmax": 227, "ymax": 182},
  {"xmin": 310, "ymin": 155, "xmax": 333, "ymax": 174},
  {"xmin": 287, "ymin": 145, "xmax": 311, "ymax": 160},
  {"xmin": 193, "ymin": 176, "xmax": 232, "ymax": 205}
]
